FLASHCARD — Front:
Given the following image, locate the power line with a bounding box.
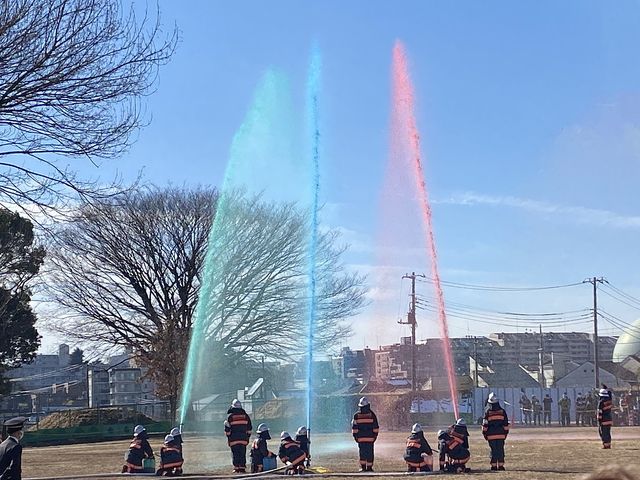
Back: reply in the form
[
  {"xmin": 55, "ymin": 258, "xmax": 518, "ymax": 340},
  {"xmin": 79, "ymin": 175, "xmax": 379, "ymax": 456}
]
[
  {"xmin": 602, "ymin": 282, "xmax": 640, "ymax": 308},
  {"xmin": 417, "ymin": 277, "xmax": 583, "ymax": 292}
]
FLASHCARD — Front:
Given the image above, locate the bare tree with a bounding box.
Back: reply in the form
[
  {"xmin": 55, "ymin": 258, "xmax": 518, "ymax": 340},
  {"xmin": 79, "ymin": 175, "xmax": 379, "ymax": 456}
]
[
  {"xmin": 0, "ymin": 0, "xmax": 177, "ymax": 214},
  {"xmin": 45, "ymin": 188, "xmax": 367, "ymax": 419}
]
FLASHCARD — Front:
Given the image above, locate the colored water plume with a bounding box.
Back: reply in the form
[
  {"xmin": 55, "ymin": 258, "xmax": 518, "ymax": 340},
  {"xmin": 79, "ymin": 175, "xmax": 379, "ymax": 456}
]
[
  {"xmin": 391, "ymin": 40, "xmax": 459, "ymax": 419},
  {"xmin": 305, "ymin": 45, "xmax": 321, "ymax": 433},
  {"xmin": 179, "ymin": 69, "xmax": 294, "ymax": 424}
]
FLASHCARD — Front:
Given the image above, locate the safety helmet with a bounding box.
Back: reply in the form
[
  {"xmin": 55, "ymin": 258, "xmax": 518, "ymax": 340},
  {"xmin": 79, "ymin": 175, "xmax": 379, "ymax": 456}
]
[
  {"xmin": 437, "ymin": 429, "xmax": 446, "ymax": 438},
  {"xmin": 170, "ymin": 427, "xmax": 181, "ymax": 437},
  {"xmin": 296, "ymin": 426, "xmax": 307, "ymax": 436},
  {"xmin": 133, "ymin": 425, "xmax": 145, "ymax": 436},
  {"xmin": 599, "ymin": 388, "xmax": 609, "ymax": 397},
  {"xmin": 358, "ymin": 396, "xmax": 370, "ymax": 407},
  {"xmin": 411, "ymin": 423, "xmax": 422, "ymax": 433},
  {"xmin": 456, "ymin": 418, "xmax": 466, "ymax": 426},
  {"xmin": 231, "ymin": 398, "xmax": 242, "ymax": 408},
  {"xmin": 488, "ymin": 392, "xmax": 499, "ymax": 404},
  {"xmin": 164, "ymin": 434, "xmax": 174, "ymax": 444},
  {"xmin": 257, "ymin": 423, "xmax": 270, "ymax": 434},
  {"xmin": 280, "ymin": 431, "xmax": 291, "ymax": 440}
]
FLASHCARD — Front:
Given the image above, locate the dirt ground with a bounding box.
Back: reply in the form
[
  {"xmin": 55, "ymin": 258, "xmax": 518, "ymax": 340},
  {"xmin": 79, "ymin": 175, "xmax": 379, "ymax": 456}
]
[{"xmin": 22, "ymin": 426, "xmax": 640, "ymax": 480}]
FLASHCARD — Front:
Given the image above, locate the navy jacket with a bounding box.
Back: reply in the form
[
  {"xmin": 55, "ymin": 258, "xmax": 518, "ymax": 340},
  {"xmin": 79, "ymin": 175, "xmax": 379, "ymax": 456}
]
[
  {"xmin": 225, "ymin": 408, "xmax": 252, "ymax": 447},
  {"xmin": 351, "ymin": 405, "xmax": 379, "ymax": 443},
  {"xmin": 0, "ymin": 437, "xmax": 22, "ymax": 480}
]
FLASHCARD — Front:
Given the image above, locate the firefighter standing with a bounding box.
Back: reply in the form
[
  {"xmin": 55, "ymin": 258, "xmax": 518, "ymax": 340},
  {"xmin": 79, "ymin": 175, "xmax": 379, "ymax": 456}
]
[
  {"xmin": 531, "ymin": 396, "xmax": 542, "ymax": 426},
  {"xmin": 278, "ymin": 431, "xmax": 307, "ymax": 475},
  {"xmin": 122, "ymin": 425, "xmax": 154, "ymax": 473},
  {"xmin": 559, "ymin": 393, "xmax": 571, "ymax": 427},
  {"xmin": 156, "ymin": 434, "xmax": 184, "ymax": 476},
  {"xmin": 403, "ymin": 423, "xmax": 433, "ymax": 472},
  {"xmin": 224, "ymin": 399, "xmax": 252, "ymax": 473},
  {"xmin": 250, "ymin": 423, "xmax": 275, "ymax": 473},
  {"xmin": 352, "ymin": 396, "xmax": 379, "ymax": 472},
  {"xmin": 597, "ymin": 388, "xmax": 613, "ymax": 449},
  {"xmin": 575, "ymin": 393, "xmax": 585, "ymax": 426},
  {"xmin": 519, "ymin": 393, "xmax": 532, "ymax": 424},
  {"xmin": 482, "ymin": 392, "xmax": 510, "ymax": 471}
]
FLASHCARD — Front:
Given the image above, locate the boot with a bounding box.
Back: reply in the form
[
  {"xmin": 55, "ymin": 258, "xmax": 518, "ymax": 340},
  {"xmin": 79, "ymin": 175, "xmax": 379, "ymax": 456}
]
[
  {"xmin": 367, "ymin": 466, "xmax": 374, "ymax": 472},
  {"xmin": 498, "ymin": 466, "xmax": 505, "ymax": 471},
  {"xmin": 491, "ymin": 466, "xmax": 498, "ymax": 471}
]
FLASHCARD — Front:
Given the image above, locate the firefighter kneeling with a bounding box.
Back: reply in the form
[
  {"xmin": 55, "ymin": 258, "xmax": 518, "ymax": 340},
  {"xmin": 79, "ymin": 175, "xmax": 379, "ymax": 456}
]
[
  {"xmin": 278, "ymin": 431, "xmax": 307, "ymax": 475},
  {"xmin": 250, "ymin": 423, "xmax": 275, "ymax": 473},
  {"xmin": 403, "ymin": 423, "xmax": 433, "ymax": 472},
  {"xmin": 482, "ymin": 392, "xmax": 510, "ymax": 471},
  {"xmin": 438, "ymin": 424, "xmax": 470, "ymax": 473},
  {"xmin": 122, "ymin": 425, "xmax": 155, "ymax": 473},
  {"xmin": 156, "ymin": 434, "xmax": 184, "ymax": 476}
]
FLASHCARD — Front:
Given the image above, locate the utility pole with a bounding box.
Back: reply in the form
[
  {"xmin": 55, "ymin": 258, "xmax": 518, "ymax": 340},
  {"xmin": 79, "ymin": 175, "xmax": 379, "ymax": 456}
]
[
  {"xmin": 400, "ymin": 272, "xmax": 425, "ymax": 391},
  {"xmin": 538, "ymin": 325, "xmax": 544, "ymax": 387},
  {"xmin": 583, "ymin": 277, "xmax": 606, "ymax": 389}
]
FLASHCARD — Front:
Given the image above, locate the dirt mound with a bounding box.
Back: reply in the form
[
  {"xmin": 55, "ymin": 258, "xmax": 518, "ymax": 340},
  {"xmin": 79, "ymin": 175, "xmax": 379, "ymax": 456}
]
[
  {"xmin": 35, "ymin": 408, "xmax": 155, "ymax": 429},
  {"xmin": 255, "ymin": 399, "xmax": 304, "ymax": 419}
]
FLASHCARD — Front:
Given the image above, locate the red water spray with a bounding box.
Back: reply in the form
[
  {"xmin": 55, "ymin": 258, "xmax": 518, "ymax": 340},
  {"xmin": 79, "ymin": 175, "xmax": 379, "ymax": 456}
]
[{"xmin": 391, "ymin": 40, "xmax": 460, "ymax": 419}]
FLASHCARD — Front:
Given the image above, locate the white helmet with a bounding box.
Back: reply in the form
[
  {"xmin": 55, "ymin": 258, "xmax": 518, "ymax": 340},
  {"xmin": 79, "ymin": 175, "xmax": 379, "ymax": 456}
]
[
  {"xmin": 599, "ymin": 389, "xmax": 609, "ymax": 397},
  {"xmin": 257, "ymin": 423, "xmax": 269, "ymax": 434},
  {"xmin": 231, "ymin": 398, "xmax": 242, "ymax": 408},
  {"xmin": 358, "ymin": 396, "xmax": 370, "ymax": 407},
  {"xmin": 456, "ymin": 418, "xmax": 466, "ymax": 426},
  {"xmin": 488, "ymin": 392, "xmax": 499, "ymax": 404},
  {"xmin": 296, "ymin": 426, "xmax": 307, "ymax": 436},
  {"xmin": 133, "ymin": 425, "xmax": 145, "ymax": 436},
  {"xmin": 411, "ymin": 423, "xmax": 422, "ymax": 433},
  {"xmin": 164, "ymin": 434, "xmax": 174, "ymax": 443},
  {"xmin": 280, "ymin": 431, "xmax": 291, "ymax": 440},
  {"xmin": 437, "ymin": 429, "xmax": 446, "ymax": 437},
  {"xmin": 170, "ymin": 427, "xmax": 181, "ymax": 437}
]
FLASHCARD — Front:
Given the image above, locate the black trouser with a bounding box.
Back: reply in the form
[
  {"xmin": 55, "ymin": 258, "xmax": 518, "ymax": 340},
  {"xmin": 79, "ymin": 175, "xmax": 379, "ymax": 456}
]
[
  {"xmin": 543, "ymin": 411, "xmax": 551, "ymax": 425},
  {"xmin": 533, "ymin": 412, "xmax": 541, "ymax": 425},
  {"xmin": 230, "ymin": 444, "xmax": 247, "ymax": 470},
  {"xmin": 358, "ymin": 442, "xmax": 374, "ymax": 468},
  {"xmin": 488, "ymin": 439, "xmax": 505, "ymax": 467},
  {"xmin": 560, "ymin": 411, "xmax": 570, "ymax": 426},
  {"xmin": 599, "ymin": 425, "xmax": 612, "ymax": 447}
]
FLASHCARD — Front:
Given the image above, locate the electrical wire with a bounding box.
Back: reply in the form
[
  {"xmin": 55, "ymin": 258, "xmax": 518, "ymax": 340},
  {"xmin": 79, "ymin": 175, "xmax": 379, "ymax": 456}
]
[
  {"xmin": 602, "ymin": 282, "xmax": 640, "ymax": 308},
  {"xmin": 417, "ymin": 277, "xmax": 584, "ymax": 292}
]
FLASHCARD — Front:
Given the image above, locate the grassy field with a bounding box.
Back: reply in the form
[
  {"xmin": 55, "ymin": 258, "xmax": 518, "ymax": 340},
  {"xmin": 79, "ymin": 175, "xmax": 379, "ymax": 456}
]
[{"xmin": 22, "ymin": 426, "xmax": 640, "ymax": 480}]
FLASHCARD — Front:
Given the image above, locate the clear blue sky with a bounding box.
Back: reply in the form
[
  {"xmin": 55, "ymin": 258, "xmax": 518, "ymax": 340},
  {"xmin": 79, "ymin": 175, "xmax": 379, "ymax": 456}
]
[{"xmin": 42, "ymin": 0, "xmax": 640, "ymax": 352}]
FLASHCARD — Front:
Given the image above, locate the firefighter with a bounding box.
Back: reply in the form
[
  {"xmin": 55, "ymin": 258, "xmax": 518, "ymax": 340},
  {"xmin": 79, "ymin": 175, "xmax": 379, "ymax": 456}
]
[
  {"xmin": 437, "ymin": 428, "xmax": 470, "ymax": 473},
  {"xmin": 449, "ymin": 418, "xmax": 470, "ymax": 451},
  {"xmin": 352, "ymin": 396, "xmax": 379, "ymax": 472},
  {"xmin": 519, "ymin": 393, "xmax": 532, "ymax": 425},
  {"xmin": 559, "ymin": 393, "xmax": 571, "ymax": 427},
  {"xmin": 295, "ymin": 426, "xmax": 310, "ymax": 461},
  {"xmin": 597, "ymin": 388, "xmax": 613, "ymax": 449},
  {"xmin": 224, "ymin": 399, "xmax": 252, "ymax": 473},
  {"xmin": 403, "ymin": 423, "xmax": 433, "ymax": 472},
  {"xmin": 586, "ymin": 391, "xmax": 598, "ymax": 427},
  {"xmin": 170, "ymin": 427, "xmax": 183, "ymax": 452},
  {"xmin": 278, "ymin": 431, "xmax": 306, "ymax": 475},
  {"xmin": 155, "ymin": 434, "xmax": 184, "ymax": 476},
  {"xmin": 250, "ymin": 423, "xmax": 275, "ymax": 473},
  {"xmin": 122, "ymin": 425, "xmax": 155, "ymax": 473},
  {"xmin": 482, "ymin": 392, "xmax": 510, "ymax": 471}
]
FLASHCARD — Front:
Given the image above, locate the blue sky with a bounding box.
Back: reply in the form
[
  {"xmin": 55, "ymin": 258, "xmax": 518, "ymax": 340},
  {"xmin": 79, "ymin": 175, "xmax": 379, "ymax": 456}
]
[{"xmin": 41, "ymin": 0, "xmax": 640, "ymax": 352}]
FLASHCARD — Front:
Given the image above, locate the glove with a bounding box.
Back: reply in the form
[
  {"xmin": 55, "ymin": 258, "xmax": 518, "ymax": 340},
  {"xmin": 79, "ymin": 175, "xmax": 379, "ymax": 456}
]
[{"xmin": 286, "ymin": 461, "xmax": 292, "ymax": 466}]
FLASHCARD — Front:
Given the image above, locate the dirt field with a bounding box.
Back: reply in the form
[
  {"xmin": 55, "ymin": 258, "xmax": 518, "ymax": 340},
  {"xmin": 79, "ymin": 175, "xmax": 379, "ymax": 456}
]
[{"xmin": 22, "ymin": 426, "xmax": 640, "ymax": 480}]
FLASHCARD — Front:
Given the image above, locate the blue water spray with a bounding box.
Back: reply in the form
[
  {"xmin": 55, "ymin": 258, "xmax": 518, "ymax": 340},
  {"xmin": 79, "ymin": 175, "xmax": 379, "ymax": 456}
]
[{"xmin": 306, "ymin": 45, "xmax": 321, "ymax": 442}]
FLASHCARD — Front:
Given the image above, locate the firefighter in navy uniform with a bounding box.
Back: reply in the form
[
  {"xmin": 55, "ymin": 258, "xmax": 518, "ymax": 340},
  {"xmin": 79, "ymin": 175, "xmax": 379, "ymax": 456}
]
[
  {"xmin": 597, "ymin": 388, "xmax": 613, "ymax": 449},
  {"xmin": 482, "ymin": 392, "xmax": 510, "ymax": 471},
  {"xmin": 156, "ymin": 434, "xmax": 184, "ymax": 476},
  {"xmin": 403, "ymin": 423, "xmax": 433, "ymax": 472},
  {"xmin": 122, "ymin": 425, "xmax": 155, "ymax": 473},
  {"xmin": 352, "ymin": 396, "xmax": 379, "ymax": 472},
  {"xmin": 447, "ymin": 418, "xmax": 471, "ymax": 472},
  {"xmin": 250, "ymin": 423, "xmax": 275, "ymax": 473},
  {"xmin": 0, "ymin": 417, "xmax": 26, "ymax": 480},
  {"xmin": 295, "ymin": 426, "xmax": 310, "ymax": 464},
  {"xmin": 278, "ymin": 431, "xmax": 307, "ymax": 475},
  {"xmin": 438, "ymin": 428, "xmax": 470, "ymax": 473},
  {"xmin": 224, "ymin": 399, "xmax": 252, "ymax": 473},
  {"xmin": 170, "ymin": 427, "xmax": 183, "ymax": 452}
]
